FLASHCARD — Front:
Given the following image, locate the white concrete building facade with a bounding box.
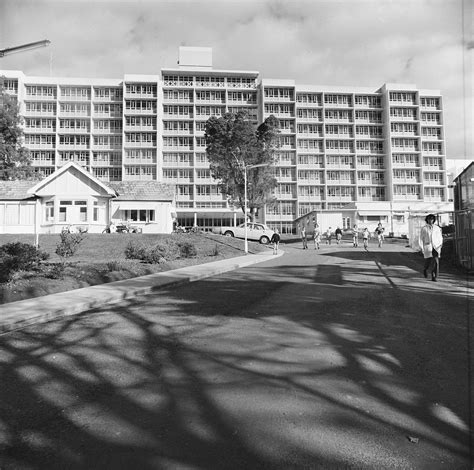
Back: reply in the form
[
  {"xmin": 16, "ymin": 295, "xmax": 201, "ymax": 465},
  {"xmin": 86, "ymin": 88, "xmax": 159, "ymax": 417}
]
[{"xmin": 0, "ymin": 46, "xmax": 451, "ymax": 235}]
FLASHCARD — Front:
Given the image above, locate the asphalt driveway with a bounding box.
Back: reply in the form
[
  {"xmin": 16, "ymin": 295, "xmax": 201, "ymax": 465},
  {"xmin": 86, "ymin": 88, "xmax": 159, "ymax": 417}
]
[{"xmin": 0, "ymin": 241, "xmax": 472, "ymax": 469}]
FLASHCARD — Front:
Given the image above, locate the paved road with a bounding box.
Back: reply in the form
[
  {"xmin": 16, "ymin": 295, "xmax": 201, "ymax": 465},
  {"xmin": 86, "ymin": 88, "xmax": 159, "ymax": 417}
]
[{"xmin": 0, "ymin": 240, "xmax": 472, "ymax": 469}]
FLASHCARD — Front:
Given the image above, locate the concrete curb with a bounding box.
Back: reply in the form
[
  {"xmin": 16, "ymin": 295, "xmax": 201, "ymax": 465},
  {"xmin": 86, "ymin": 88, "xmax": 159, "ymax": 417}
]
[{"xmin": 0, "ymin": 250, "xmax": 283, "ymax": 335}]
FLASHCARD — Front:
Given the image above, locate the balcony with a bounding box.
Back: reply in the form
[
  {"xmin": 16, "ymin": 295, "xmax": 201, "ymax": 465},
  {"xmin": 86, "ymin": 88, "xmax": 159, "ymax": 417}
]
[
  {"xmin": 59, "ymin": 127, "xmax": 91, "ymax": 134},
  {"xmin": 163, "ymin": 78, "xmax": 193, "ymax": 87},
  {"xmin": 195, "ymin": 98, "xmax": 226, "ymax": 105},
  {"xmin": 296, "ymin": 101, "xmax": 322, "ymax": 107},
  {"xmin": 265, "ymin": 213, "xmax": 296, "ymax": 221},
  {"xmin": 25, "ymin": 143, "xmax": 55, "ymax": 149},
  {"xmin": 264, "ymin": 96, "xmax": 294, "ymax": 103},
  {"xmin": 124, "ymin": 92, "xmax": 157, "ymax": 99},
  {"xmin": 24, "ymin": 95, "xmax": 56, "ymax": 101},
  {"xmin": 162, "ymin": 129, "xmax": 193, "ymax": 136},
  {"xmin": 26, "ymin": 127, "xmax": 56, "ymax": 133},
  {"xmin": 93, "ymin": 96, "xmax": 122, "ymax": 103},
  {"xmin": 124, "ymin": 141, "xmax": 156, "ymax": 148},
  {"xmin": 421, "ymin": 134, "xmax": 442, "ymax": 141},
  {"xmin": 59, "ymin": 95, "xmax": 91, "ymax": 101},
  {"xmin": 392, "ymin": 161, "xmax": 420, "ymax": 168},
  {"xmin": 194, "ymin": 195, "xmax": 226, "ymax": 201},
  {"xmin": 326, "ymin": 148, "xmax": 355, "ymax": 154},
  {"xmin": 57, "ymin": 144, "xmax": 89, "ymax": 150},
  {"xmin": 389, "ymin": 115, "xmax": 416, "ymax": 122},
  {"xmin": 176, "ymin": 194, "xmax": 194, "ymax": 201},
  {"xmin": 94, "ymin": 111, "xmax": 122, "ymax": 118},
  {"xmin": 326, "ymin": 196, "xmax": 354, "ymax": 202},
  {"xmin": 163, "ymin": 161, "xmax": 193, "ymax": 168},
  {"xmin": 59, "ymin": 111, "xmax": 91, "ymax": 118},
  {"xmin": 324, "ymin": 102, "xmax": 352, "ymax": 108},
  {"xmin": 24, "ymin": 110, "xmax": 56, "ymax": 117},
  {"xmin": 393, "ymin": 178, "xmax": 420, "ymax": 184},
  {"xmin": 325, "ymin": 117, "xmax": 353, "ymax": 123},
  {"xmin": 275, "ymin": 193, "xmax": 297, "ymax": 200},
  {"xmin": 164, "ymin": 113, "xmax": 194, "ymax": 119},
  {"xmin": 393, "ymin": 194, "xmax": 422, "ymax": 200},
  {"xmin": 92, "ymin": 144, "xmax": 121, "ymax": 151},
  {"xmin": 327, "ymin": 180, "xmax": 355, "ymax": 185},
  {"xmin": 124, "ymin": 108, "xmax": 157, "ymax": 115},
  {"xmin": 358, "ymin": 196, "xmax": 385, "ymax": 202}
]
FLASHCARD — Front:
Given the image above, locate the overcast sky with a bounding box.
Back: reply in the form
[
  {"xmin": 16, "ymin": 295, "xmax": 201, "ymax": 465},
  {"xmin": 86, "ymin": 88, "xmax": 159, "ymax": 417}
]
[{"xmin": 0, "ymin": 0, "xmax": 472, "ymax": 161}]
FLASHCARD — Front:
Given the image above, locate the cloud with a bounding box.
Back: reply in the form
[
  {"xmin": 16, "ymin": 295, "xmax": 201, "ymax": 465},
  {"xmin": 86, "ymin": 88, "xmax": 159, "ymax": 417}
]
[{"xmin": 0, "ymin": 0, "xmax": 470, "ymax": 158}]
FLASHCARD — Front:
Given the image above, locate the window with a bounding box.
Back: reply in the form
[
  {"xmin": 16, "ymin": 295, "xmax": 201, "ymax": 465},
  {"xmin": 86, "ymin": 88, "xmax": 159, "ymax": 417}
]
[
  {"xmin": 45, "ymin": 201, "xmax": 54, "ymax": 222},
  {"xmin": 123, "ymin": 209, "xmax": 155, "ymax": 222}
]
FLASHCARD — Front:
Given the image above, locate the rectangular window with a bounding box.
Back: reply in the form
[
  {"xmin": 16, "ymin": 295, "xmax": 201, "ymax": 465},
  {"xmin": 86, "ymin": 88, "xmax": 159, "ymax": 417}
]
[
  {"xmin": 45, "ymin": 201, "xmax": 54, "ymax": 222},
  {"xmin": 79, "ymin": 206, "xmax": 87, "ymax": 222}
]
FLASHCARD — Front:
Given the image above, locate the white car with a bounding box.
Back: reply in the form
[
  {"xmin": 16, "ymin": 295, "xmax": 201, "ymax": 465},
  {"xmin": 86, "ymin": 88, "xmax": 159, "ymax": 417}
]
[{"xmin": 218, "ymin": 222, "xmax": 275, "ymax": 244}]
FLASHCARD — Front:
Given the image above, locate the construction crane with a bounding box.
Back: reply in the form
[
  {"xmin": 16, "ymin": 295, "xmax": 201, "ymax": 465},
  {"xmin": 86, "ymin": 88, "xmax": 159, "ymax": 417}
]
[{"xmin": 0, "ymin": 39, "xmax": 50, "ymax": 58}]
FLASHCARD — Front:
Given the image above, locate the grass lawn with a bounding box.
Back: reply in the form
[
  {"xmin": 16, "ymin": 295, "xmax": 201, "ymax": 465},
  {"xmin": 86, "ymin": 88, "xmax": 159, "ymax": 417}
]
[{"xmin": 0, "ymin": 232, "xmax": 268, "ymax": 304}]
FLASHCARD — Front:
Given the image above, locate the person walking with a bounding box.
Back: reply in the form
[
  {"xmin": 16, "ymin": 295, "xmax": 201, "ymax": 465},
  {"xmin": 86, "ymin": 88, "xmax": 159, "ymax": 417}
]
[
  {"xmin": 352, "ymin": 224, "xmax": 359, "ymax": 247},
  {"xmin": 313, "ymin": 223, "xmax": 321, "ymax": 250},
  {"xmin": 335, "ymin": 227, "xmax": 343, "ymax": 245},
  {"xmin": 301, "ymin": 226, "xmax": 308, "ymax": 250},
  {"xmin": 375, "ymin": 222, "xmax": 385, "ymax": 248},
  {"xmin": 419, "ymin": 213, "xmax": 443, "ymax": 281},
  {"xmin": 362, "ymin": 227, "xmax": 370, "ymax": 250},
  {"xmin": 270, "ymin": 229, "xmax": 281, "ymax": 255},
  {"xmin": 326, "ymin": 227, "xmax": 332, "ymax": 245}
]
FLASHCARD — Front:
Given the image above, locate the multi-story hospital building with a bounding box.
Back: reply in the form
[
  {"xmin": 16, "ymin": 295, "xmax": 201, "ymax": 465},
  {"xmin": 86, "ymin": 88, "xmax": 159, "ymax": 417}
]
[{"xmin": 0, "ymin": 46, "xmax": 450, "ymax": 234}]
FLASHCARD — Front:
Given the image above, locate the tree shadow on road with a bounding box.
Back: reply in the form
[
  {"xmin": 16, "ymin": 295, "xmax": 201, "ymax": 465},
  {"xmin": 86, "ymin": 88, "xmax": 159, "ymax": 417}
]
[{"xmin": 0, "ymin": 250, "xmax": 471, "ymax": 469}]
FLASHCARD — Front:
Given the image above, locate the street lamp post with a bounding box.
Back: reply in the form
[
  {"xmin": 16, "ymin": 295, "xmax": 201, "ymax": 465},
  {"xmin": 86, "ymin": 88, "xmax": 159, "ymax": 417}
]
[{"xmin": 243, "ymin": 162, "xmax": 271, "ymax": 254}]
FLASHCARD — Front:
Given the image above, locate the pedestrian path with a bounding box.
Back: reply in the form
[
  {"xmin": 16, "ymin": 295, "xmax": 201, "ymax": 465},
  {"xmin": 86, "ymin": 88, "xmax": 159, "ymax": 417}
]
[{"xmin": 0, "ymin": 250, "xmax": 282, "ymax": 334}]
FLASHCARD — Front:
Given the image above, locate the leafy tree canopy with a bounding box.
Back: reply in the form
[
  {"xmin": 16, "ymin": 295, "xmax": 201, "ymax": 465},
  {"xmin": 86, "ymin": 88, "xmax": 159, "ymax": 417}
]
[
  {"xmin": 0, "ymin": 89, "xmax": 34, "ymax": 180},
  {"xmin": 205, "ymin": 111, "xmax": 280, "ymax": 219}
]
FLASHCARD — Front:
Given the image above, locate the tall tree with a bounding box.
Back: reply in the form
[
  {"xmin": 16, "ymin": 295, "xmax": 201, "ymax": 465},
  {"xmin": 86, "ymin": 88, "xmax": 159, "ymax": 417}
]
[
  {"xmin": 205, "ymin": 111, "xmax": 280, "ymax": 220},
  {"xmin": 0, "ymin": 89, "xmax": 34, "ymax": 180}
]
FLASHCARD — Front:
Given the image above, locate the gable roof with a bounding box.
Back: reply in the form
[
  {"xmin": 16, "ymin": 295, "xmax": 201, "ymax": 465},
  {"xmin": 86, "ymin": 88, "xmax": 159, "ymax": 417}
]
[
  {"xmin": 453, "ymin": 161, "xmax": 474, "ymax": 183},
  {"xmin": 0, "ymin": 180, "xmax": 39, "ymax": 200},
  {"xmin": 107, "ymin": 181, "xmax": 175, "ymax": 201},
  {"xmin": 27, "ymin": 162, "xmax": 115, "ymax": 196}
]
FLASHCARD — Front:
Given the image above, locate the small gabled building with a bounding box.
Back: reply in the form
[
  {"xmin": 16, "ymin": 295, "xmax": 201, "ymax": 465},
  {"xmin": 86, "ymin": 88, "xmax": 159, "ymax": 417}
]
[{"xmin": 0, "ymin": 162, "xmax": 176, "ymax": 234}]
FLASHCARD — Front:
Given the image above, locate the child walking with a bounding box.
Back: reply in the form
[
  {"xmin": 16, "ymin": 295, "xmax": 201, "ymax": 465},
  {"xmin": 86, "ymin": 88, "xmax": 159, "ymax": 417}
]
[
  {"xmin": 313, "ymin": 224, "xmax": 321, "ymax": 250},
  {"xmin": 352, "ymin": 224, "xmax": 359, "ymax": 247},
  {"xmin": 270, "ymin": 229, "xmax": 281, "ymax": 255},
  {"xmin": 362, "ymin": 228, "xmax": 370, "ymax": 250}
]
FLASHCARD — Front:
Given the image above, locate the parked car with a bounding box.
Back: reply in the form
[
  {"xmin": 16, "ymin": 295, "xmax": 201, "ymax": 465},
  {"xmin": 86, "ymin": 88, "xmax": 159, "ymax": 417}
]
[{"xmin": 215, "ymin": 222, "xmax": 275, "ymax": 244}]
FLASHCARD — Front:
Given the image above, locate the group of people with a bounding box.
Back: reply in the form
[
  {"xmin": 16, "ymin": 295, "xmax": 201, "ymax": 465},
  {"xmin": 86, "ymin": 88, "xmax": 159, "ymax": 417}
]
[
  {"xmin": 273, "ymin": 213, "xmax": 443, "ymax": 280},
  {"xmin": 299, "ymin": 223, "xmax": 386, "ymax": 251}
]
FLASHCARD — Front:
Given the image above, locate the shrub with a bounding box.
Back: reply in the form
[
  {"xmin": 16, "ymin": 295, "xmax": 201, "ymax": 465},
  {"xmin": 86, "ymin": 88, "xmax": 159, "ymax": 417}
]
[
  {"xmin": 177, "ymin": 240, "xmax": 197, "ymax": 258},
  {"xmin": 0, "ymin": 242, "xmax": 49, "ymax": 283},
  {"xmin": 43, "ymin": 263, "xmax": 65, "ymax": 279},
  {"xmin": 55, "ymin": 232, "xmax": 84, "ymax": 264},
  {"xmin": 106, "ymin": 260, "xmax": 128, "ymax": 272},
  {"xmin": 209, "ymin": 244, "xmax": 220, "ymax": 257},
  {"xmin": 124, "ymin": 238, "xmax": 196, "ymax": 264},
  {"xmin": 125, "ymin": 241, "xmax": 147, "ymax": 260}
]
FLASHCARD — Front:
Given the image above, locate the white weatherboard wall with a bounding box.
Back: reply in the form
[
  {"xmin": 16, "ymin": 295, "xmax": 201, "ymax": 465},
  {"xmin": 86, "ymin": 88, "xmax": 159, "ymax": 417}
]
[
  {"xmin": 33, "ymin": 167, "xmax": 112, "ymax": 234},
  {"xmin": 0, "ymin": 202, "xmax": 36, "ymax": 234},
  {"xmin": 110, "ymin": 200, "xmax": 174, "ymax": 234}
]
